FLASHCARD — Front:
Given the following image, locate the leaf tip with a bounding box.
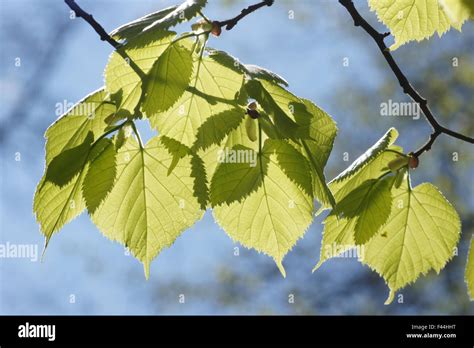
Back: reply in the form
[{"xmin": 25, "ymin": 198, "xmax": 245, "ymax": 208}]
[
  {"xmin": 276, "ymin": 260, "xmax": 286, "ymax": 278},
  {"xmin": 144, "ymin": 262, "xmax": 150, "ymax": 280},
  {"xmin": 312, "ymin": 260, "xmax": 323, "ymax": 273},
  {"xmin": 384, "ymin": 289, "xmax": 395, "ymax": 305},
  {"xmin": 40, "ymin": 237, "xmax": 50, "ymax": 263}
]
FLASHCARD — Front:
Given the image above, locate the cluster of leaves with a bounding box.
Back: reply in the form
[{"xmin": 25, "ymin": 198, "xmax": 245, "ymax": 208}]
[
  {"xmin": 314, "ymin": 128, "xmax": 461, "ymax": 304},
  {"xmin": 34, "ymin": 0, "xmax": 473, "ymax": 303}
]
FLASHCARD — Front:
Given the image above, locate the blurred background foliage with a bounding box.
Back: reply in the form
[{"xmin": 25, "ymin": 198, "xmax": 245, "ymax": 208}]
[{"xmin": 0, "ymin": 0, "xmax": 473, "ymax": 314}]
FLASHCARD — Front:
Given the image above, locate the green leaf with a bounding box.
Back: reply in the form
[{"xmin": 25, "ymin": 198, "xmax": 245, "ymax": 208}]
[
  {"xmin": 314, "ymin": 128, "xmax": 404, "ymax": 268},
  {"xmin": 192, "ymin": 107, "xmax": 245, "ymax": 151},
  {"xmin": 315, "ymin": 159, "xmax": 461, "ymax": 304},
  {"xmin": 244, "ymin": 80, "xmax": 303, "ymax": 140},
  {"xmin": 34, "ymin": 88, "xmax": 116, "ymax": 248},
  {"xmin": 328, "ymin": 127, "xmax": 402, "ymax": 204},
  {"xmin": 297, "ymin": 99, "xmax": 337, "ymax": 167},
  {"xmin": 34, "ymin": 174, "xmax": 86, "ymax": 250},
  {"xmin": 142, "ymin": 0, "xmax": 208, "ymax": 32},
  {"xmin": 224, "ymin": 115, "xmax": 261, "ymax": 151},
  {"xmin": 245, "ymin": 64, "xmax": 289, "ymax": 87},
  {"xmin": 204, "ymin": 49, "xmax": 289, "ymax": 87},
  {"xmin": 205, "ymin": 48, "xmax": 248, "ymax": 75},
  {"xmin": 368, "ymin": 0, "xmax": 468, "ymax": 50},
  {"xmin": 149, "ymin": 50, "xmax": 245, "ymax": 148},
  {"xmin": 160, "ymin": 135, "xmax": 210, "ymax": 209},
  {"xmin": 34, "ymin": 136, "xmax": 110, "ymax": 248},
  {"xmin": 210, "ymin": 145, "xmax": 267, "ymax": 206},
  {"xmin": 354, "ymin": 178, "xmax": 393, "ymax": 244},
  {"xmin": 115, "ymin": 124, "xmax": 132, "ymax": 150},
  {"xmin": 440, "ymin": 0, "xmax": 473, "ymax": 26},
  {"xmin": 91, "ymin": 135, "xmax": 203, "ymax": 278},
  {"xmin": 142, "ymin": 41, "xmax": 194, "ymax": 116},
  {"xmin": 361, "ymin": 178, "xmax": 461, "ymax": 304},
  {"xmin": 466, "ymin": 235, "xmax": 474, "ymax": 300},
  {"xmin": 110, "ymin": 6, "xmax": 178, "ymax": 41},
  {"xmin": 265, "ymin": 139, "xmax": 314, "ymax": 197},
  {"xmin": 297, "ymin": 99, "xmax": 338, "ymax": 209},
  {"xmin": 195, "ymin": 115, "xmax": 259, "ymax": 187},
  {"xmin": 190, "ymin": 153, "xmax": 209, "ymax": 210},
  {"xmin": 82, "ymin": 138, "xmax": 117, "ymax": 214},
  {"xmin": 45, "ymin": 132, "xmax": 94, "ymax": 187},
  {"xmin": 246, "ymin": 80, "xmax": 336, "ymax": 208},
  {"xmin": 314, "ymin": 177, "xmax": 394, "ymax": 271},
  {"xmin": 104, "ymin": 30, "xmax": 175, "ymax": 114},
  {"xmin": 212, "ymin": 139, "xmax": 315, "ymax": 276},
  {"xmin": 45, "ymin": 88, "xmax": 116, "ymax": 165},
  {"xmin": 160, "ymin": 135, "xmax": 192, "ymax": 175}
]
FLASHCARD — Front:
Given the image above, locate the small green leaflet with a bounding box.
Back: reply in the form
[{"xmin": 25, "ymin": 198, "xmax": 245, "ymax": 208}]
[
  {"xmin": 368, "ymin": 0, "xmax": 470, "ymax": 50},
  {"xmin": 91, "ymin": 135, "xmax": 204, "ymax": 278},
  {"xmin": 110, "ymin": 0, "xmax": 207, "ymax": 41},
  {"xmin": 110, "ymin": 6, "xmax": 178, "ymax": 41},
  {"xmin": 212, "ymin": 139, "xmax": 314, "ymax": 276},
  {"xmin": 245, "ymin": 64, "xmax": 289, "ymax": 87},
  {"xmin": 327, "ymin": 127, "xmax": 402, "ymax": 204},
  {"xmin": 142, "ymin": 0, "xmax": 207, "ymax": 33},
  {"xmin": 104, "ymin": 30, "xmax": 176, "ymax": 114},
  {"xmin": 204, "ymin": 48, "xmax": 289, "ymax": 87},
  {"xmin": 466, "ymin": 235, "xmax": 474, "ymax": 300}
]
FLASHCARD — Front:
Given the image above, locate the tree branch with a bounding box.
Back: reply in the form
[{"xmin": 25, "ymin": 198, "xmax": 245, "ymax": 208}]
[
  {"xmin": 64, "ymin": 0, "xmax": 145, "ymax": 79},
  {"xmin": 338, "ymin": 0, "xmax": 474, "ymax": 158},
  {"xmin": 65, "ymin": 0, "xmax": 120, "ymax": 48},
  {"xmin": 216, "ymin": 0, "xmax": 274, "ymax": 31}
]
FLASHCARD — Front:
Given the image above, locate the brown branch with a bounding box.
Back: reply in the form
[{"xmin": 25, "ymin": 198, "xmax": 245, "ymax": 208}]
[
  {"xmin": 64, "ymin": 0, "xmax": 145, "ymax": 80},
  {"xmin": 339, "ymin": 0, "xmax": 474, "ymax": 158},
  {"xmin": 216, "ymin": 0, "xmax": 274, "ymax": 31},
  {"xmin": 65, "ymin": 0, "xmax": 120, "ymax": 48}
]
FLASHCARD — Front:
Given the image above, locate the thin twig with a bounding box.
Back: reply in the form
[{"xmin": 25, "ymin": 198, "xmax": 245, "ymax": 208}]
[
  {"xmin": 339, "ymin": 0, "xmax": 474, "ymax": 158},
  {"xmin": 216, "ymin": 0, "xmax": 274, "ymax": 31},
  {"xmin": 65, "ymin": 0, "xmax": 120, "ymax": 48},
  {"xmin": 64, "ymin": 0, "xmax": 145, "ymax": 79}
]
